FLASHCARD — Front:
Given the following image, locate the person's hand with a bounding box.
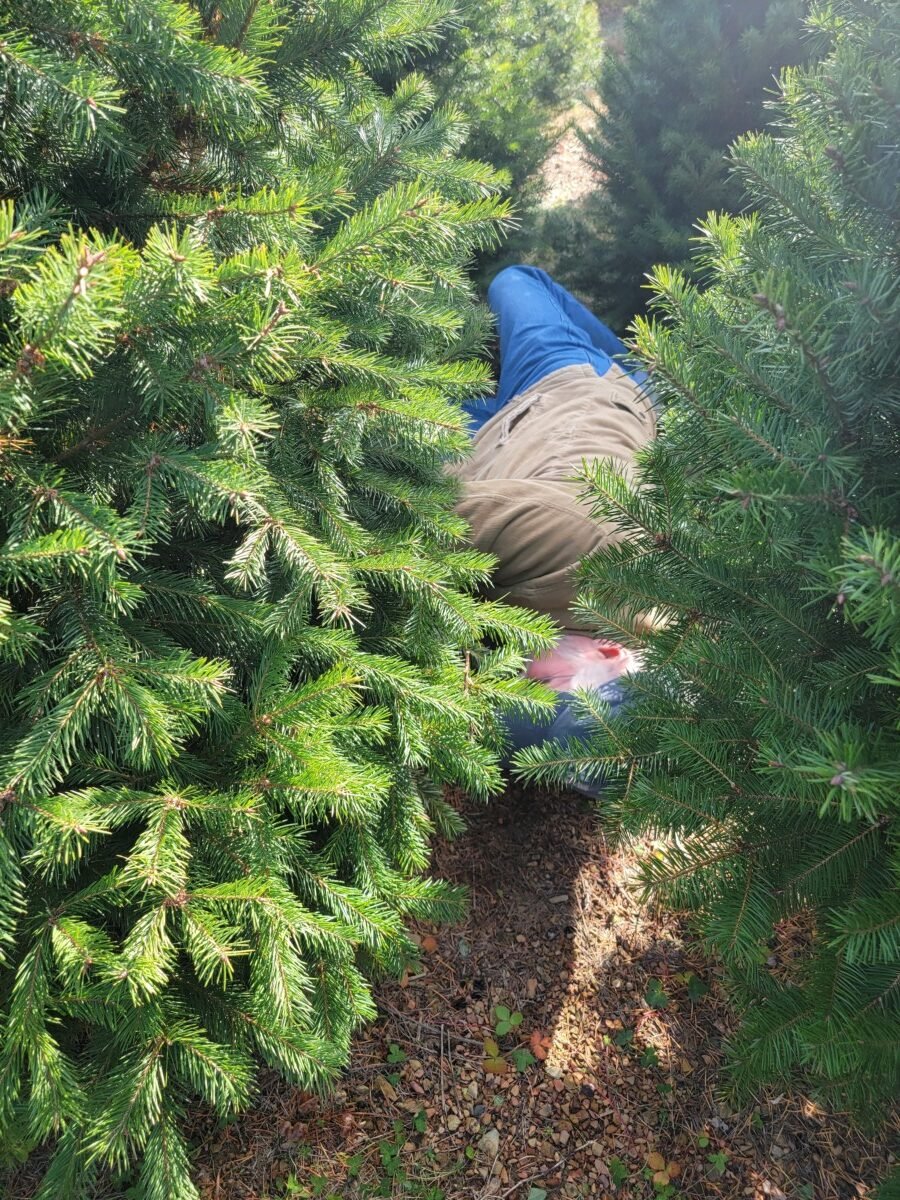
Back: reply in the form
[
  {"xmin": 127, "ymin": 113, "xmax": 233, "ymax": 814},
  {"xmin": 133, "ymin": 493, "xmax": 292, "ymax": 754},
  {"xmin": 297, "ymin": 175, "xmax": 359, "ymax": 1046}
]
[{"xmin": 525, "ymin": 634, "xmax": 638, "ymax": 693}]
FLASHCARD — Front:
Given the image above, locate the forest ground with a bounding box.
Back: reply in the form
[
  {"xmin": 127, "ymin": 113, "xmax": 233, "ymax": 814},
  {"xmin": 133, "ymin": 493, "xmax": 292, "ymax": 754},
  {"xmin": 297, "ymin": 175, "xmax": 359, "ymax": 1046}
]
[
  {"xmin": 539, "ymin": 101, "xmax": 597, "ymax": 211},
  {"xmin": 186, "ymin": 787, "xmax": 896, "ymax": 1200}
]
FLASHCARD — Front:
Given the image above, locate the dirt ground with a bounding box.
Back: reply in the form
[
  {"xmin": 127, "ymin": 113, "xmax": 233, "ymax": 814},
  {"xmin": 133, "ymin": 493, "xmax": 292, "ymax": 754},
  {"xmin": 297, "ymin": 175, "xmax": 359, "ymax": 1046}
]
[
  {"xmin": 540, "ymin": 104, "xmax": 600, "ymax": 211},
  {"xmin": 184, "ymin": 787, "xmax": 896, "ymax": 1200}
]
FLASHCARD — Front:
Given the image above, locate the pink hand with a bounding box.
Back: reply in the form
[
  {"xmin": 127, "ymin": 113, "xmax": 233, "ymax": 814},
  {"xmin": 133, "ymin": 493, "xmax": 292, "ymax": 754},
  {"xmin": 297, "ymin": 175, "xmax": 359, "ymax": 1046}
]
[{"xmin": 526, "ymin": 634, "xmax": 638, "ymax": 692}]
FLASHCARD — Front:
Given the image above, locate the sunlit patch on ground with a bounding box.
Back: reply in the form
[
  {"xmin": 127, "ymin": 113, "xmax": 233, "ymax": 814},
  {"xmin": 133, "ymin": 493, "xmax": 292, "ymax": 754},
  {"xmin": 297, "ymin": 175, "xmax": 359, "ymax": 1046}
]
[{"xmin": 174, "ymin": 788, "xmax": 895, "ymax": 1200}]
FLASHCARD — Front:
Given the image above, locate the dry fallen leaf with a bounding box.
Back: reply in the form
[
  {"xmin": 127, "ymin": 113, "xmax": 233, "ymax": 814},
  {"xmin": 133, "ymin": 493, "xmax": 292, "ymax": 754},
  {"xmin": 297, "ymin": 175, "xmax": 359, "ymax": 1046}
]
[
  {"xmin": 420, "ymin": 934, "xmax": 438, "ymax": 954},
  {"xmin": 529, "ymin": 1029, "xmax": 551, "ymax": 1060},
  {"xmin": 653, "ymin": 1171, "xmax": 671, "ymax": 1187},
  {"xmin": 484, "ymin": 1056, "xmax": 510, "ymax": 1075},
  {"xmin": 376, "ymin": 1076, "xmax": 397, "ymax": 1102},
  {"xmin": 647, "ymin": 1152, "xmax": 666, "ymax": 1171},
  {"xmin": 667, "ymin": 1161, "xmax": 682, "ymax": 1178},
  {"xmin": 680, "ymin": 1057, "xmax": 694, "ymax": 1075}
]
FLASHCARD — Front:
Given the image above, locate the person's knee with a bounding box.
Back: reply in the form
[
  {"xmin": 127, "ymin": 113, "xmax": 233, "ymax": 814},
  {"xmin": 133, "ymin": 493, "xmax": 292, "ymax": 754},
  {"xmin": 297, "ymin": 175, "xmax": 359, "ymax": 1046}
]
[{"xmin": 487, "ymin": 264, "xmax": 548, "ymax": 311}]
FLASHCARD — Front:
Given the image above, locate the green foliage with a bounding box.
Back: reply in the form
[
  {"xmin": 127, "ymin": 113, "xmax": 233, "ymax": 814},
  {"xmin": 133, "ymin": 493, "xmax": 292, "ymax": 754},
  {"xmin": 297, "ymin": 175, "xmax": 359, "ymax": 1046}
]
[
  {"xmin": 518, "ymin": 0, "xmax": 900, "ymax": 1117},
  {"xmin": 608, "ymin": 1155, "xmax": 630, "ymax": 1188},
  {"xmin": 409, "ymin": 0, "xmax": 600, "ymax": 189},
  {"xmin": 492, "ymin": 1003, "xmax": 523, "ymax": 1036},
  {"xmin": 553, "ymin": 0, "xmax": 809, "ymax": 328},
  {"xmin": 644, "ymin": 979, "xmax": 669, "ymax": 1010},
  {"xmin": 483, "ymin": 1004, "xmax": 533, "ymax": 1074},
  {"xmin": 707, "ymin": 1150, "xmax": 729, "ymax": 1177},
  {"xmin": 684, "ymin": 972, "xmax": 709, "ymax": 1002},
  {"xmin": 509, "ymin": 1046, "xmax": 536, "ymax": 1072},
  {"xmin": 361, "ymin": 1132, "xmax": 450, "ymax": 1200},
  {"xmin": 0, "ymin": 0, "xmax": 557, "ymax": 1194}
]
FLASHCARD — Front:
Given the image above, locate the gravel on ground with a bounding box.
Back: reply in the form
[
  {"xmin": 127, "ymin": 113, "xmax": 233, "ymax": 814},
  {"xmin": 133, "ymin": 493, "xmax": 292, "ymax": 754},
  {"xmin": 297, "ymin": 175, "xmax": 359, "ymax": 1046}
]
[{"xmin": 186, "ymin": 787, "xmax": 897, "ymax": 1200}]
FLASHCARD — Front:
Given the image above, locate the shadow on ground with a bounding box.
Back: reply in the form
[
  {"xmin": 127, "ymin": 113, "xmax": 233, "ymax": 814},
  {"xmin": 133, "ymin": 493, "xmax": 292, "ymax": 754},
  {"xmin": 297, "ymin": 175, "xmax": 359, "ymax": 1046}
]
[
  {"xmin": 183, "ymin": 786, "xmax": 894, "ymax": 1200},
  {"xmin": 3, "ymin": 787, "xmax": 893, "ymax": 1198}
]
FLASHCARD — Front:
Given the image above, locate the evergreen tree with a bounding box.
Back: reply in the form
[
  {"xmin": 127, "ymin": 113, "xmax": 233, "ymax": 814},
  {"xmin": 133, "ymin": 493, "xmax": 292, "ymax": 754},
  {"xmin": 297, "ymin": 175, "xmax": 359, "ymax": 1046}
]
[
  {"xmin": 520, "ymin": 0, "xmax": 900, "ymax": 1114},
  {"xmin": 557, "ymin": 0, "xmax": 809, "ymax": 328},
  {"xmin": 0, "ymin": 1, "xmax": 554, "ymax": 1194},
  {"xmin": 415, "ymin": 0, "xmax": 599, "ymax": 190}
]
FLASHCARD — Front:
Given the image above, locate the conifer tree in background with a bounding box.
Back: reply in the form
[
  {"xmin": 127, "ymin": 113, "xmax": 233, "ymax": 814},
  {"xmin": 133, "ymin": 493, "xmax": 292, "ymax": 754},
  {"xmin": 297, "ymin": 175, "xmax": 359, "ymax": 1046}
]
[
  {"xmin": 520, "ymin": 0, "xmax": 899, "ymax": 1115},
  {"xmin": 0, "ymin": 1, "xmax": 554, "ymax": 1194},
  {"xmin": 399, "ymin": 0, "xmax": 599, "ymax": 191},
  {"xmin": 556, "ymin": 0, "xmax": 809, "ymax": 328}
]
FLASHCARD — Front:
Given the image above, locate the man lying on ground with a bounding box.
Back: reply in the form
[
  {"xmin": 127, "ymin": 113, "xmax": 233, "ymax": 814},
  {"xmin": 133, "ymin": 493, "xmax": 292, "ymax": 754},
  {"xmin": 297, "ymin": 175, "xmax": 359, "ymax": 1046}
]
[{"xmin": 447, "ymin": 265, "xmax": 656, "ymax": 764}]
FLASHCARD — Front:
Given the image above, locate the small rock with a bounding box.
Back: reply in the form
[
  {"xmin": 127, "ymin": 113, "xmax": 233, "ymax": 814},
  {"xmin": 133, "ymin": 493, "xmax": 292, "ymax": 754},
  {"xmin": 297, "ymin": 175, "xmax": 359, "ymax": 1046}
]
[
  {"xmin": 556, "ymin": 1128, "xmax": 571, "ymax": 1146},
  {"xmin": 580, "ymin": 1082, "xmax": 596, "ymax": 1098},
  {"xmin": 472, "ymin": 1103, "xmax": 485, "ymax": 1117},
  {"xmin": 545, "ymin": 1063, "xmax": 563, "ymax": 1079},
  {"xmin": 478, "ymin": 1128, "xmax": 500, "ymax": 1161},
  {"xmin": 591, "ymin": 1141, "xmax": 605, "ymax": 1157},
  {"xmin": 526, "ymin": 977, "xmax": 539, "ymax": 999},
  {"xmin": 445, "ymin": 1114, "xmax": 461, "ymax": 1132}
]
